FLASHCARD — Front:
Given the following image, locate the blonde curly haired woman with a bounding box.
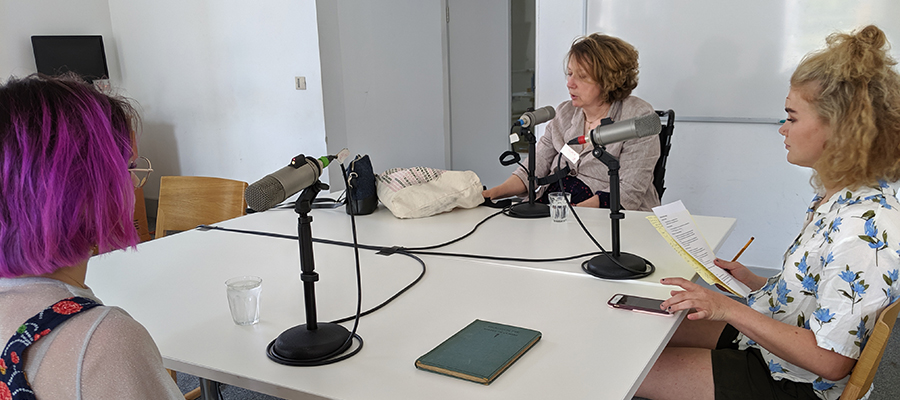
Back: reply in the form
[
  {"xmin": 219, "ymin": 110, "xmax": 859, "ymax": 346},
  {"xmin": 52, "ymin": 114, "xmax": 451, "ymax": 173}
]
[{"xmin": 637, "ymin": 25, "xmax": 900, "ymax": 400}]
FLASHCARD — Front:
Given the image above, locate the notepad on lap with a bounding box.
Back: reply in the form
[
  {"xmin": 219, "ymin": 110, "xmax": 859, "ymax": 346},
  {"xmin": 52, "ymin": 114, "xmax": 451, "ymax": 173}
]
[
  {"xmin": 415, "ymin": 319, "xmax": 541, "ymax": 385},
  {"xmin": 648, "ymin": 201, "xmax": 751, "ymax": 298}
]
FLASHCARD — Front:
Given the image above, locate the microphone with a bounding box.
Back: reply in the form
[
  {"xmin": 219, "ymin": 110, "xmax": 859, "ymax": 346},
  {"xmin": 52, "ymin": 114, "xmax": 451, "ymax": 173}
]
[
  {"xmin": 245, "ymin": 154, "xmax": 333, "ymax": 212},
  {"xmin": 515, "ymin": 106, "xmax": 556, "ymax": 128},
  {"xmin": 567, "ymin": 113, "xmax": 661, "ymax": 146}
]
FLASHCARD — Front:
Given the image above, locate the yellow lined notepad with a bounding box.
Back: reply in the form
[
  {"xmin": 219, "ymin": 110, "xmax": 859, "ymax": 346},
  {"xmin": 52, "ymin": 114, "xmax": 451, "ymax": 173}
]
[{"xmin": 649, "ymin": 201, "xmax": 750, "ymax": 297}]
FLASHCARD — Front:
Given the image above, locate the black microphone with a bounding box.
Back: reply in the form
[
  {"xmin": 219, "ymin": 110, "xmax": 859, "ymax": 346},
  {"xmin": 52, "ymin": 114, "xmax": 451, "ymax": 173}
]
[
  {"xmin": 567, "ymin": 113, "xmax": 661, "ymax": 146},
  {"xmin": 515, "ymin": 106, "xmax": 556, "ymax": 128},
  {"xmin": 245, "ymin": 154, "xmax": 333, "ymax": 212}
]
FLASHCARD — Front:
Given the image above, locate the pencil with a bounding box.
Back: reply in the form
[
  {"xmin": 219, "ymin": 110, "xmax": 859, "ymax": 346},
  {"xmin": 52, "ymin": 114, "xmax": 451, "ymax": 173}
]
[{"xmin": 731, "ymin": 237, "xmax": 755, "ymax": 262}]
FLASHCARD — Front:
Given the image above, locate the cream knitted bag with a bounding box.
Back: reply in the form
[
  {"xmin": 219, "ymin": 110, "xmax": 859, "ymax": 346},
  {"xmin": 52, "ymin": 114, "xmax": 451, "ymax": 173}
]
[{"xmin": 375, "ymin": 167, "xmax": 483, "ymax": 219}]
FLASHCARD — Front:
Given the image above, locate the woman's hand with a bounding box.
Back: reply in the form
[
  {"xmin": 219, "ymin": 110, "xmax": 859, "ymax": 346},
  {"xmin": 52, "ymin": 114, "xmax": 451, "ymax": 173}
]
[
  {"xmin": 659, "ymin": 277, "xmax": 740, "ymax": 322},
  {"xmin": 713, "ymin": 258, "xmax": 767, "ymax": 291},
  {"xmin": 483, "ymin": 175, "xmax": 526, "ymax": 200}
]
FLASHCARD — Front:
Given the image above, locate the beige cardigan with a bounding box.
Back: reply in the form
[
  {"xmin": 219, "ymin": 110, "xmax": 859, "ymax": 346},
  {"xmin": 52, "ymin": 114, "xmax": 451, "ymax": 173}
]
[
  {"xmin": 0, "ymin": 277, "xmax": 184, "ymax": 400},
  {"xmin": 512, "ymin": 96, "xmax": 661, "ymax": 211}
]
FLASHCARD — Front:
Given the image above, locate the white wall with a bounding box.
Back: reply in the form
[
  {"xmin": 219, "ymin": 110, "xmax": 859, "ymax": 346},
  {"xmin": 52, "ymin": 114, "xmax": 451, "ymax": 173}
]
[
  {"xmin": 2, "ymin": 0, "xmax": 328, "ymax": 214},
  {"xmin": 1, "ymin": 0, "xmax": 117, "ymax": 80},
  {"xmin": 662, "ymin": 121, "xmax": 813, "ymax": 272},
  {"xmin": 107, "ymin": 0, "xmax": 327, "ymax": 209},
  {"xmin": 447, "ymin": 0, "xmax": 511, "ymax": 188},
  {"xmin": 588, "ymin": 0, "xmax": 900, "ymax": 120},
  {"xmin": 534, "ymin": 0, "xmax": 584, "ymax": 137},
  {"xmin": 317, "ymin": 0, "xmax": 449, "ymax": 189},
  {"xmin": 317, "ymin": 0, "xmax": 515, "ymax": 190}
]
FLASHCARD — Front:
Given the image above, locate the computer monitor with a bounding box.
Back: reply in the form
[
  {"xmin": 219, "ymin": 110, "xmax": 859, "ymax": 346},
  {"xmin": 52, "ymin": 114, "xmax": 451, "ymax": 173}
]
[{"xmin": 31, "ymin": 35, "xmax": 109, "ymax": 83}]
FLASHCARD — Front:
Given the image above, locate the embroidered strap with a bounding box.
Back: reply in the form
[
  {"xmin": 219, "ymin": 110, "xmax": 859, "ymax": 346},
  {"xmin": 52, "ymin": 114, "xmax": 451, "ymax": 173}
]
[{"xmin": 0, "ymin": 297, "xmax": 100, "ymax": 400}]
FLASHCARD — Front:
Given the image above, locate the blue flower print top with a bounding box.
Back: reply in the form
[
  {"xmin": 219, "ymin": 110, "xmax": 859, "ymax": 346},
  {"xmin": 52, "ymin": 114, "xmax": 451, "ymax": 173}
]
[{"xmin": 738, "ymin": 183, "xmax": 900, "ymax": 400}]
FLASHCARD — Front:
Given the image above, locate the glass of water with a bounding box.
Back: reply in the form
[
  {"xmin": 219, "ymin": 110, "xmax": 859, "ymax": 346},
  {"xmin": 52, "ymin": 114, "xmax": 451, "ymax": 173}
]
[
  {"xmin": 225, "ymin": 276, "xmax": 262, "ymax": 325},
  {"xmin": 549, "ymin": 192, "xmax": 571, "ymax": 222}
]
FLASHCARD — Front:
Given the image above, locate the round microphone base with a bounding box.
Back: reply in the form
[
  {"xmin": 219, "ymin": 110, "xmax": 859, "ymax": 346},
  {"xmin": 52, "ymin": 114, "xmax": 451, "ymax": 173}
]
[
  {"xmin": 268, "ymin": 323, "xmax": 351, "ymax": 365},
  {"xmin": 507, "ymin": 202, "xmax": 550, "ymax": 219},
  {"xmin": 582, "ymin": 252, "xmax": 654, "ymax": 280}
]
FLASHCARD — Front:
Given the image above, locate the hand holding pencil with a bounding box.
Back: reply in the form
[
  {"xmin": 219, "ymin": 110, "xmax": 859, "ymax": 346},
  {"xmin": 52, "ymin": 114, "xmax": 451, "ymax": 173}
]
[
  {"xmin": 731, "ymin": 237, "xmax": 755, "ymax": 262},
  {"xmin": 714, "ymin": 237, "xmax": 767, "ymax": 292}
]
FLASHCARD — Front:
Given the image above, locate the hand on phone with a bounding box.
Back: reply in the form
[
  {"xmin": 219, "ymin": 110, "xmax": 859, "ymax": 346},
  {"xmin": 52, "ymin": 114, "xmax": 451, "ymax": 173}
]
[{"xmin": 608, "ymin": 294, "xmax": 672, "ymax": 316}]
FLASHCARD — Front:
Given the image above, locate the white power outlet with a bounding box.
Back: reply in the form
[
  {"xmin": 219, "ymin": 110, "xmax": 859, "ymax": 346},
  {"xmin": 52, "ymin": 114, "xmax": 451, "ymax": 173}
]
[{"xmin": 295, "ymin": 76, "xmax": 307, "ymax": 90}]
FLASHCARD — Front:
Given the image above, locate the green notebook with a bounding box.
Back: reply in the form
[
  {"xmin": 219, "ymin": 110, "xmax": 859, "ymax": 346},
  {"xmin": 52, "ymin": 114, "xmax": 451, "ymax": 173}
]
[{"xmin": 415, "ymin": 319, "xmax": 541, "ymax": 385}]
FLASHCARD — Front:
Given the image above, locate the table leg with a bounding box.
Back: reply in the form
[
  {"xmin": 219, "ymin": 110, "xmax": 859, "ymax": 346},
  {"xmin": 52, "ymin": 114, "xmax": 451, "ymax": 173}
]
[{"xmin": 198, "ymin": 378, "xmax": 221, "ymax": 400}]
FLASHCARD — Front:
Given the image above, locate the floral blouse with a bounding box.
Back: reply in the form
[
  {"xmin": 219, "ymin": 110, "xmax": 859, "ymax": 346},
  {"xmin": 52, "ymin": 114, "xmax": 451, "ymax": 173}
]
[{"xmin": 737, "ymin": 183, "xmax": 900, "ymax": 400}]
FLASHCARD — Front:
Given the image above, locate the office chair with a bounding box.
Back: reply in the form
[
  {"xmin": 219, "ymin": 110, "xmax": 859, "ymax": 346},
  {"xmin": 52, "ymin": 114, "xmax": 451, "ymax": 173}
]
[
  {"xmin": 653, "ymin": 110, "xmax": 675, "ymax": 201},
  {"xmin": 155, "ymin": 176, "xmax": 248, "ymax": 238},
  {"xmin": 840, "ymin": 299, "xmax": 900, "ymax": 400}
]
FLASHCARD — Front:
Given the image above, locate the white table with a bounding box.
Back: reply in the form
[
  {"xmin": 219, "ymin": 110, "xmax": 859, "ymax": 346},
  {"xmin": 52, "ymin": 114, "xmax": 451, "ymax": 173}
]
[
  {"xmin": 86, "ymin": 203, "xmax": 735, "ymax": 399},
  {"xmin": 220, "ymin": 204, "xmax": 735, "ymax": 281}
]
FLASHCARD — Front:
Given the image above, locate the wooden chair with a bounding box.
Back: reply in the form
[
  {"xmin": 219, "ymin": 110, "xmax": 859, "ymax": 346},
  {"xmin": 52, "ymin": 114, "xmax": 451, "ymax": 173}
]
[
  {"xmin": 156, "ymin": 176, "xmax": 247, "ymax": 399},
  {"xmin": 840, "ymin": 299, "xmax": 900, "ymax": 400},
  {"xmin": 133, "ymin": 186, "xmax": 153, "ymax": 242},
  {"xmin": 155, "ymin": 176, "xmax": 248, "ymax": 238}
]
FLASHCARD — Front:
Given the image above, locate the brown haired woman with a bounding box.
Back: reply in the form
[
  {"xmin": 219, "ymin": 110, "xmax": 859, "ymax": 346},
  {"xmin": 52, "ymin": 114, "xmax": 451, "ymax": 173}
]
[{"xmin": 483, "ymin": 33, "xmax": 661, "ymax": 211}]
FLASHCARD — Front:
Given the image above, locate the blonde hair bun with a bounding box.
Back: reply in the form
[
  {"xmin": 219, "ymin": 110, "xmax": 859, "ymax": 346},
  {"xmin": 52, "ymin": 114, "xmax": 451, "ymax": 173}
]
[
  {"xmin": 825, "ymin": 25, "xmax": 896, "ymax": 83},
  {"xmin": 791, "ymin": 25, "xmax": 900, "ymax": 190}
]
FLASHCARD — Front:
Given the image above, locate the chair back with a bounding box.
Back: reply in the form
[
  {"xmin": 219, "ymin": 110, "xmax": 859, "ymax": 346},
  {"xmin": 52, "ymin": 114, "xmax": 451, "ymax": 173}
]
[
  {"xmin": 653, "ymin": 109, "xmax": 675, "ymax": 200},
  {"xmin": 840, "ymin": 299, "xmax": 900, "ymax": 400},
  {"xmin": 155, "ymin": 176, "xmax": 248, "ymax": 238}
]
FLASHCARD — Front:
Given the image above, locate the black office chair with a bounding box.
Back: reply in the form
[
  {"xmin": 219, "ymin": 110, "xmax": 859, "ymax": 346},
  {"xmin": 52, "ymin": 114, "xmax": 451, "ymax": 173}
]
[{"xmin": 653, "ymin": 110, "xmax": 675, "ymax": 201}]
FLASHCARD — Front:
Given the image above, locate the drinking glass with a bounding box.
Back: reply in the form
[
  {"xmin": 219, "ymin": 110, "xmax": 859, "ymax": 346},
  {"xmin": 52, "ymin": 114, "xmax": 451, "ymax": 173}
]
[
  {"xmin": 225, "ymin": 276, "xmax": 262, "ymax": 325},
  {"xmin": 549, "ymin": 192, "xmax": 571, "ymax": 222}
]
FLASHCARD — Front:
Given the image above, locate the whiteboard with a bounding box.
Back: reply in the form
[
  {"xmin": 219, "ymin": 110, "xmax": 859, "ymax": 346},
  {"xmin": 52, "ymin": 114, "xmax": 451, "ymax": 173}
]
[{"xmin": 587, "ymin": 0, "xmax": 900, "ymax": 120}]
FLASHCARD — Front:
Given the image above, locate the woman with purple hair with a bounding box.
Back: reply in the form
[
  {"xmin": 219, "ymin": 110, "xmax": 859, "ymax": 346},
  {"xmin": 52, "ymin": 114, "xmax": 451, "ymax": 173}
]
[{"xmin": 0, "ymin": 75, "xmax": 183, "ymax": 398}]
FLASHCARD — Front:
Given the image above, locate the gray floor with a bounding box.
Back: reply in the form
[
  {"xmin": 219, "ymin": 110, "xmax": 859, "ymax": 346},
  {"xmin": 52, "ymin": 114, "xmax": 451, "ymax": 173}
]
[
  {"xmin": 870, "ymin": 323, "xmax": 900, "ymax": 400},
  {"xmin": 175, "ymin": 372, "xmax": 285, "ymax": 400}
]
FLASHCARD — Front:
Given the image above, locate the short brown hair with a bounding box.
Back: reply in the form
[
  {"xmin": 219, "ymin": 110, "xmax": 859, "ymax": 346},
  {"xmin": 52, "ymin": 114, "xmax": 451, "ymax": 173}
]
[
  {"xmin": 567, "ymin": 33, "xmax": 640, "ymax": 103},
  {"xmin": 791, "ymin": 25, "xmax": 900, "ymax": 190}
]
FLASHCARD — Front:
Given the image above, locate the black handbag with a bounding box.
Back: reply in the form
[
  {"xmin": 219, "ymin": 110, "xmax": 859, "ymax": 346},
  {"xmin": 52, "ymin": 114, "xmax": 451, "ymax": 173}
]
[{"xmin": 344, "ymin": 154, "xmax": 378, "ymax": 215}]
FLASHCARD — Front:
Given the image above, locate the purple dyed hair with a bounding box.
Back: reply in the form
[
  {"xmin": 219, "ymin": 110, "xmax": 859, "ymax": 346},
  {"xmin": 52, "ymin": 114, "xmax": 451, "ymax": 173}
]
[{"xmin": 0, "ymin": 74, "xmax": 139, "ymax": 278}]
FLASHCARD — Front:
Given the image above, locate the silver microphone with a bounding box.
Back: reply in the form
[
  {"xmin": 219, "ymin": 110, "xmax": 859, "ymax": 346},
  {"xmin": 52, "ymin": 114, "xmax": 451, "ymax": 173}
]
[
  {"xmin": 244, "ymin": 155, "xmax": 330, "ymax": 212},
  {"xmin": 567, "ymin": 113, "xmax": 661, "ymax": 146},
  {"xmin": 516, "ymin": 106, "xmax": 556, "ymax": 128}
]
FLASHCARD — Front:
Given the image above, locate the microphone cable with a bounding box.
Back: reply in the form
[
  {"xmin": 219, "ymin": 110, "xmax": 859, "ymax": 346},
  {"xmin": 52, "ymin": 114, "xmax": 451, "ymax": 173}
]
[
  {"xmin": 552, "ymin": 150, "xmax": 652, "ymax": 276},
  {"xmin": 200, "ymin": 224, "xmax": 428, "ymax": 325},
  {"xmin": 400, "ymin": 208, "xmax": 506, "ymax": 251},
  {"xmin": 200, "ymin": 201, "xmax": 609, "ymax": 325},
  {"xmin": 204, "ymin": 147, "xmax": 651, "ymax": 328},
  {"xmin": 306, "ymin": 163, "xmax": 365, "ymax": 363}
]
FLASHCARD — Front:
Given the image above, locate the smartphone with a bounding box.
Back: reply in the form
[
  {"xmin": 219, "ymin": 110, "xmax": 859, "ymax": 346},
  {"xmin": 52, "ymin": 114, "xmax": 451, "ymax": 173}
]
[{"xmin": 608, "ymin": 294, "xmax": 672, "ymax": 316}]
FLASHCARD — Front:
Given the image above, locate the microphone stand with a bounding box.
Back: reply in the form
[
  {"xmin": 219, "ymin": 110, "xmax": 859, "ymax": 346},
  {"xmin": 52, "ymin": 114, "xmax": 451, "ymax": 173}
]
[
  {"xmin": 582, "ymin": 146, "xmax": 654, "ymax": 279},
  {"xmin": 508, "ymin": 125, "xmax": 550, "ymax": 218},
  {"xmin": 268, "ymin": 181, "xmax": 352, "ymax": 364}
]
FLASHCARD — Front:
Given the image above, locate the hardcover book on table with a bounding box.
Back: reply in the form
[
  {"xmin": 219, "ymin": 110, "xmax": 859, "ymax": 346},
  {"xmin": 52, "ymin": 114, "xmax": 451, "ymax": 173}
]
[{"xmin": 415, "ymin": 319, "xmax": 541, "ymax": 384}]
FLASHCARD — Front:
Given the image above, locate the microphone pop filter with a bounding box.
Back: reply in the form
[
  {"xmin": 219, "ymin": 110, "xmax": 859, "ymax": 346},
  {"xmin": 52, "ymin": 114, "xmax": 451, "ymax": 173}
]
[
  {"xmin": 633, "ymin": 113, "xmax": 663, "ymax": 137},
  {"xmin": 245, "ymin": 175, "xmax": 286, "ymax": 212}
]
